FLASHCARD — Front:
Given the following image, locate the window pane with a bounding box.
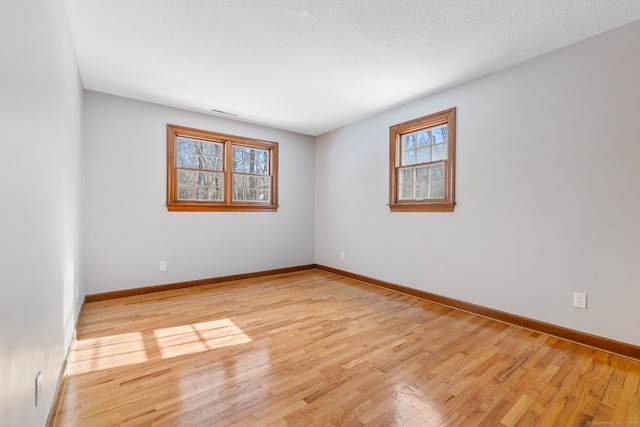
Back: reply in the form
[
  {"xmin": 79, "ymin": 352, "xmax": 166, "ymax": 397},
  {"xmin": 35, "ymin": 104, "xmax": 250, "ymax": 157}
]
[
  {"xmin": 255, "ymin": 162, "xmax": 268, "ymax": 175},
  {"xmin": 400, "ymin": 168, "xmax": 413, "ymax": 184},
  {"xmin": 232, "ymin": 160, "xmax": 243, "ymax": 172},
  {"xmin": 178, "ymin": 170, "xmax": 192, "ymax": 184},
  {"xmin": 415, "ymin": 183, "xmax": 428, "ymax": 199},
  {"xmin": 416, "ymin": 166, "xmax": 429, "ymax": 182},
  {"xmin": 417, "ymin": 130, "xmax": 431, "ymax": 147},
  {"xmin": 193, "ymin": 140, "xmax": 206, "ymax": 154},
  {"xmin": 245, "ymin": 189, "xmax": 258, "ymax": 201},
  {"xmin": 258, "ymin": 190, "xmax": 270, "ymax": 201},
  {"xmin": 194, "ymin": 156, "xmax": 208, "ymax": 170},
  {"xmin": 195, "ymin": 172, "xmax": 207, "ymax": 185},
  {"xmin": 178, "ymin": 185, "xmax": 194, "ymax": 200},
  {"xmin": 429, "ymin": 182, "xmax": 445, "ymax": 198},
  {"xmin": 432, "ymin": 144, "xmax": 447, "ymax": 161},
  {"xmin": 432, "ymin": 125, "xmax": 447, "ymax": 144},
  {"xmin": 195, "ymin": 187, "xmax": 209, "ymax": 200},
  {"xmin": 177, "ymin": 153, "xmax": 192, "ymax": 168},
  {"xmin": 402, "ymin": 150, "xmax": 416, "ymax": 166},
  {"xmin": 177, "ymin": 137, "xmax": 194, "ymax": 153},
  {"xmin": 400, "ymin": 185, "xmax": 413, "ymax": 200},
  {"xmin": 257, "ymin": 177, "xmax": 270, "ymax": 189},
  {"xmin": 402, "ymin": 134, "xmax": 416, "ymax": 149},
  {"xmin": 201, "ymin": 141, "xmax": 220, "ymax": 156},
  {"xmin": 430, "ymin": 163, "xmax": 444, "ymax": 180},
  {"xmin": 417, "ymin": 148, "xmax": 430, "ymax": 164}
]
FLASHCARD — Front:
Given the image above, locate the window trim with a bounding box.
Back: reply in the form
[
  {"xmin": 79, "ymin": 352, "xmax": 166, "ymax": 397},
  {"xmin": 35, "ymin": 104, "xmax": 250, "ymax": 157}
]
[
  {"xmin": 167, "ymin": 124, "xmax": 278, "ymax": 212},
  {"xmin": 389, "ymin": 107, "xmax": 456, "ymax": 212}
]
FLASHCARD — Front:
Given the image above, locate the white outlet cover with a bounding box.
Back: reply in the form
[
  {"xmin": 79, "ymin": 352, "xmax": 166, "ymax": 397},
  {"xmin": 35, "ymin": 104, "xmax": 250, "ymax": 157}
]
[{"xmin": 573, "ymin": 292, "xmax": 587, "ymax": 309}]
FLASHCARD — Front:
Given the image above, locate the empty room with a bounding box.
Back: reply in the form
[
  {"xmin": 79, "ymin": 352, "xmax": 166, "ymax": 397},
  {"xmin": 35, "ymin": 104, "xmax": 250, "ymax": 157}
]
[{"xmin": 2, "ymin": 0, "xmax": 640, "ymax": 426}]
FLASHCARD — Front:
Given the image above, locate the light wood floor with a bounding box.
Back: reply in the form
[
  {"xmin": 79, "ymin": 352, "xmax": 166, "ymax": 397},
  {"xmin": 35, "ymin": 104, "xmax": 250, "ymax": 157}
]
[{"xmin": 50, "ymin": 269, "xmax": 640, "ymax": 426}]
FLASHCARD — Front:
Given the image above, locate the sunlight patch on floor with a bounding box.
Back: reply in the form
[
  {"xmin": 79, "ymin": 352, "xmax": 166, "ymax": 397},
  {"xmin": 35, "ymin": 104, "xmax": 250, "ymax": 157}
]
[
  {"xmin": 68, "ymin": 319, "xmax": 252, "ymax": 374},
  {"xmin": 69, "ymin": 332, "xmax": 148, "ymax": 375},
  {"xmin": 153, "ymin": 319, "xmax": 253, "ymax": 359}
]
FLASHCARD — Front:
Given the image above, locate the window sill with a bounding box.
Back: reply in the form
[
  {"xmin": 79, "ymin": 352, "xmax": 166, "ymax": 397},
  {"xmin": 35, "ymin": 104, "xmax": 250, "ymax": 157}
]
[
  {"xmin": 167, "ymin": 203, "xmax": 279, "ymax": 212},
  {"xmin": 388, "ymin": 202, "xmax": 455, "ymax": 212}
]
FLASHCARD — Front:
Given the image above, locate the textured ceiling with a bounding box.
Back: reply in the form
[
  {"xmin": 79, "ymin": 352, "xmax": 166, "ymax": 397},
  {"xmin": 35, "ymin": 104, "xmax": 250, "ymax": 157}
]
[{"xmin": 64, "ymin": 1, "xmax": 640, "ymax": 136}]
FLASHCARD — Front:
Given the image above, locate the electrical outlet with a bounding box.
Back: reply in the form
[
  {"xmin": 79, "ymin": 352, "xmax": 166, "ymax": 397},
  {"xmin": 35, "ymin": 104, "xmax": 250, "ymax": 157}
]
[
  {"xmin": 573, "ymin": 292, "xmax": 587, "ymax": 309},
  {"xmin": 340, "ymin": 251, "xmax": 345, "ymax": 260},
  {"xmin": 159, "ymin": 261, "xmax": 166, "ymax": 271},
  {"xmin": 35, "ymin": 371, "xmax": 42, "ymax": 407},
  {"xmin": 75, "ymin": 284, "xmax": 79, "ymax": 299}
]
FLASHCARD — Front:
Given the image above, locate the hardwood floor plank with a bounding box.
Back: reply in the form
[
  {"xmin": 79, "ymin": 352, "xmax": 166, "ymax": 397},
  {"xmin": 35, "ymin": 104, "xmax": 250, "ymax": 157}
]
[{"xmin": 50, "ymin": 269, "xmax": 640, "ymax": 426}]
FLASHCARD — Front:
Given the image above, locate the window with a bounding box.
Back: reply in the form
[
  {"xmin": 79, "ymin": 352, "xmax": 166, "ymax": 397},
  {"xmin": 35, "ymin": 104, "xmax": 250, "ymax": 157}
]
[
  {"xmin": 389, "ymin": 108, "xmax": 456, "ymax": 212},
  {"xmin": 167, "ymin": 124, "xmax": 278, "ymax": 212}
]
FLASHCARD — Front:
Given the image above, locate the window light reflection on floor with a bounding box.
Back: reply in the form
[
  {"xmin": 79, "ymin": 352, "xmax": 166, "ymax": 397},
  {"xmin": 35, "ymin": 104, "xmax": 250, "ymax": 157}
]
[
  {"xmin": 69, "ymin": 319, "xmax": 252, "ymax": 375},
  {"xmin": 69, "ymin": 332, "xmax": 148, "ymax": 375},
  {"xmin": 153, "ymin": 319, "xmax": 252, "ymax": 359}
]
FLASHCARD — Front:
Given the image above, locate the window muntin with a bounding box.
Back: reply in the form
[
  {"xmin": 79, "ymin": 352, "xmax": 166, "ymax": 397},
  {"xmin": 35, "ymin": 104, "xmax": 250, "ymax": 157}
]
[
  {"xmin": 389, "ymin": 108, "xmax": 455, "ymax": 212},
  {"xmin": 167, "ymin": 125, "xmax": 278, "ymax": 212}
]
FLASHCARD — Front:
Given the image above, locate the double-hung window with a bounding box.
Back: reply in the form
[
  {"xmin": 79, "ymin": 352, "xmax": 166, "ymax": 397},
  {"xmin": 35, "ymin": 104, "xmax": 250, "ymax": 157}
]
[
  {"xmin": 167, "ymin": 125, "xmax": 278, "ymax": 212},
  {"xmin": 389, "ymin": 108, "xmax": 456, "ymax": 212}
]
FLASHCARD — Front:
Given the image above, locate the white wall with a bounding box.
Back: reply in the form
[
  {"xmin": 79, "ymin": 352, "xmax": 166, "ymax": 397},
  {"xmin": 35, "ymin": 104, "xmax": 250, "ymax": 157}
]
[
  {"xmin": 82, "ymin": 91, "xmax": 315, "ymax": 294},
  {"xmin": 315, "ymin": 20, "xmax": 640, "ymax": 346},
  {"xmin": 0, "ymin": 0, "xmax": 84, "ymax": 425}
]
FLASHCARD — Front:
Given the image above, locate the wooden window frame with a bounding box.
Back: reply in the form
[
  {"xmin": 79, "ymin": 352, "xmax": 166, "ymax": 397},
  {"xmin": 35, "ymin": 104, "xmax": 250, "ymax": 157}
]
[
  {"xmin": 167, "ymin": 124, "xmax": 278, "ymax": 212},
  {"xmin": 389, "ymin": 108, "xmax": 456, "ymax": 212}
]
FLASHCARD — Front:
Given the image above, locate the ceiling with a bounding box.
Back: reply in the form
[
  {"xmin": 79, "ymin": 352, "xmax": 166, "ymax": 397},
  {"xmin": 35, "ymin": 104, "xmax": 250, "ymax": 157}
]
[{"xmin": 63, "ymin": 1, "xmax": 640, "ymax": 136}]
